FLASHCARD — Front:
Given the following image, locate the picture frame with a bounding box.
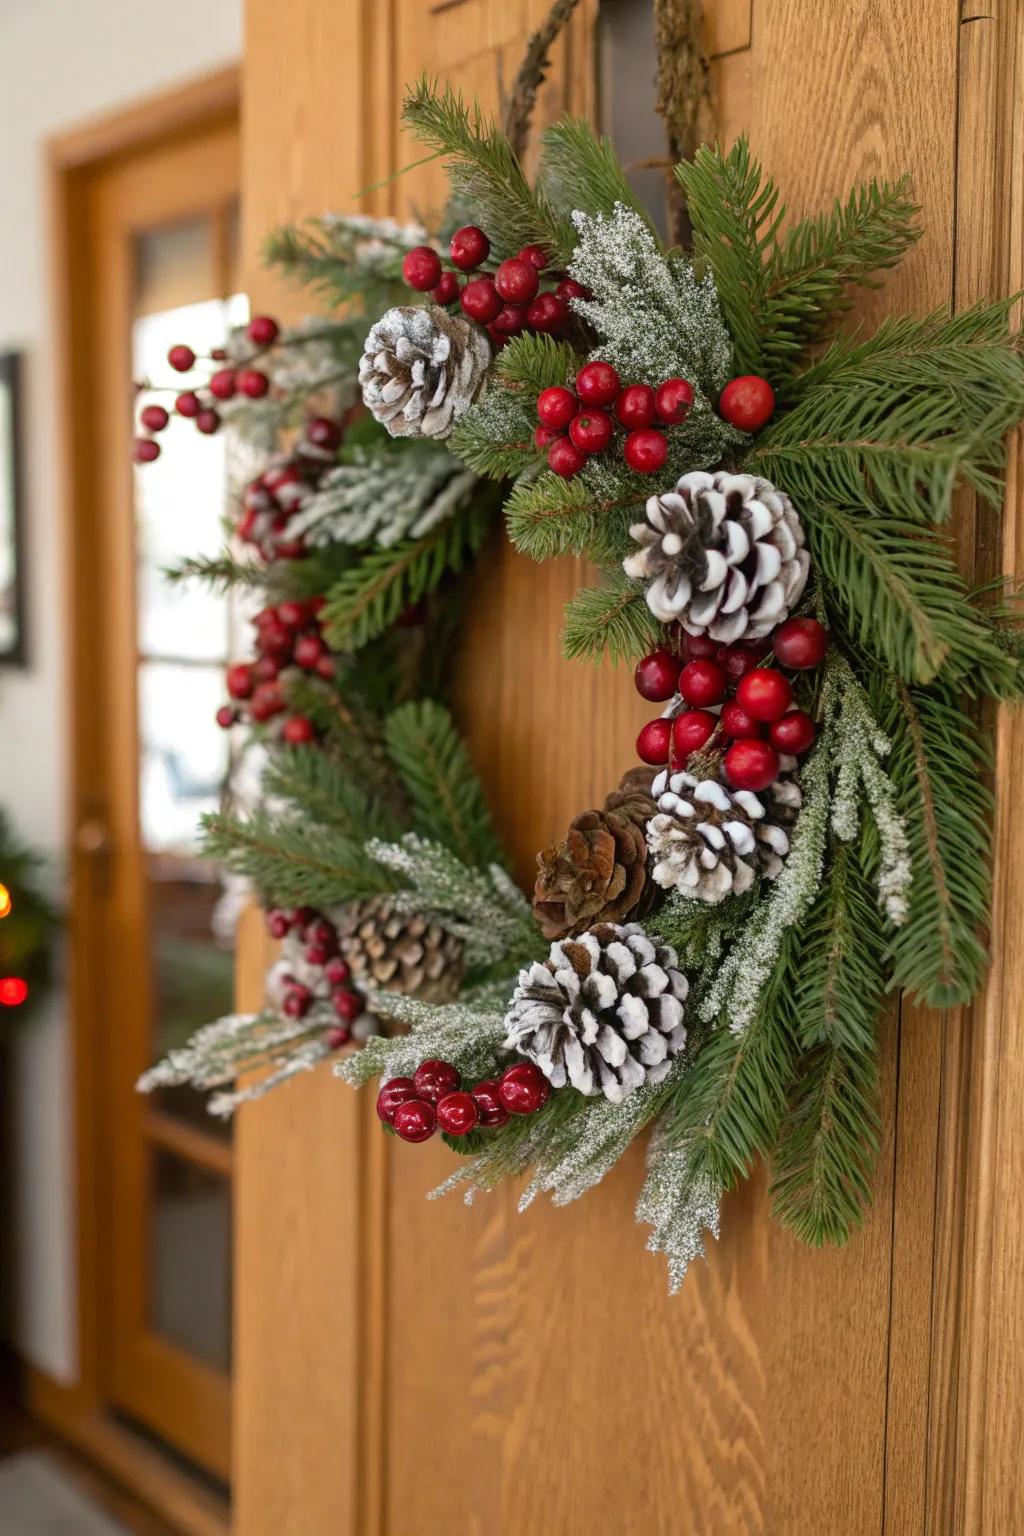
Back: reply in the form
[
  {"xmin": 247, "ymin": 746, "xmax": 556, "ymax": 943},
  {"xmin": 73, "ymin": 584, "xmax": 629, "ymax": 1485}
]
[{"xmin": 0, "ymin": 351, "xmax": 26, "ymax": 667}]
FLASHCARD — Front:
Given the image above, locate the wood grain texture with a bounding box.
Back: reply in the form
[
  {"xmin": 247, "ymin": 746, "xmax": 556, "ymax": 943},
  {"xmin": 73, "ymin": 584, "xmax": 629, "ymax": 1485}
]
[{"xmin": 235, "ymin": 1, "xmax": 1022, "ymax": 1531}]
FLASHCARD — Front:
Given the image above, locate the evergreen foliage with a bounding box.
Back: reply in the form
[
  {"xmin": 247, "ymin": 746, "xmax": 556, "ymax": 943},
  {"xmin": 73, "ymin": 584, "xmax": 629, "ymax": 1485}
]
[
  {"xmin": 200, "ymin": 809, "xmax": 397, "ymax": 909},
  {"xmin": 264, "ymin": 215, "xmax": 419, "ymax": 315},
  {"xmin": 537, "ymin": 118, "xmax": 660, "ymax": 249},
  {"xmin": 562, "ymin": 571, "xmax": 661, "ymax": 664},
  {"xmin": 384, "ymin": 701, "xmax": 506, "ymax": 868}
]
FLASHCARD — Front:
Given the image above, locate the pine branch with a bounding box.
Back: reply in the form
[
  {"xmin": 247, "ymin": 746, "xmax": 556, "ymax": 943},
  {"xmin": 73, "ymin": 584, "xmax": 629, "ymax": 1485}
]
[
  {"xmin": 199, "ymin": 809, "xmax": 395, "ymax": 908},
  {"xmin": 769, "ymin": 841, "xmax": 884, "ymax": 1245},
  {"xmin": 538, "ymin": 119, "xmax": 661, "ymax": 249},
  {"xmin": 322, "ymin": 498, "xmax": 494, "ymax": 651},
  {"xmin": 164, "ymin": 551, "xmax": 265, "ymax": 591},
  {"xmin": 401, "ymin": 78, "xmax": 566, "ymax": 258},
  {"xmin": 263, "ymin": 215, "xmax": 421, "ymax": 314},
  {"xmin": 290, "ymin": 445, "xmax": 476, "ymax": 550},
  {"xmin": 261, "ymin": 745, "xmax": 404, "ymax": 844},
  {"xmin": 384, "ymin": 700, "xmax": 506, "ymax": 868},
  {"xmin": 505, "ymin": 468, "xmax": 640, "ymax": 562},
  {"xmin": 494, "ymin": 331, "xmax": 579, "ymax": 393},
  {"xmin": 801, "ymin": 503, "xmax": 1016, "ymax": 688},
  {"xmin": 562, "ymin": 570, "xmax": 662, "ymax": 664},
  {"xmin": 879, "ymin": 679, "xmax": 992, "ymax": 1006},
  {"xmin": 677, "ymin": 139, "xmax": 920, "ymax": 377}
]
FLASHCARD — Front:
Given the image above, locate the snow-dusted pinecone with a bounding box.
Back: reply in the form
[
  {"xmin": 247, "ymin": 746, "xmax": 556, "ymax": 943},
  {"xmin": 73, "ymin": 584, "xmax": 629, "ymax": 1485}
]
[
  {"xmin": 532, "ymin": 803, "xmax": 655, "ymax": 941},
  {"xmin": 646, "ymin": 765, "xmax": 802, "ymax": 903},
  {"xmin": 622, "ymin": 470, "xmax": 810, "ymax": 642},
  {"xmin": 358, "ymin": 304, "xmax": 490, "ymax": 440},
  {"xmin": 337, "ymin": 895, "xmax": 464, "ymax": 1003},
  {"xmin": 503, "ymin": 923, "xmax": 689, "ymax": 1103}
]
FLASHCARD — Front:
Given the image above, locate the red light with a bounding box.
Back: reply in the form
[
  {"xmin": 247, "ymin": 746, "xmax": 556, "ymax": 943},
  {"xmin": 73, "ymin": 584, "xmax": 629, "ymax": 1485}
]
[{"xmin": 0, "ymin": 977, "xmax": 28, "ymax": 1007}]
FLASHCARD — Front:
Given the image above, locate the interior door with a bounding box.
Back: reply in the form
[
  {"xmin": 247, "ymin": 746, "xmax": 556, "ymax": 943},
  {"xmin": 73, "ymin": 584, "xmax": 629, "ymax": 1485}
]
[
  {"xmin": 73, "ymin": 118, "xmax": 241, "ymax": 1483},
  {"xmin": 235, "ymin": 1, "xmax": 1024, "ymax": 1531}
]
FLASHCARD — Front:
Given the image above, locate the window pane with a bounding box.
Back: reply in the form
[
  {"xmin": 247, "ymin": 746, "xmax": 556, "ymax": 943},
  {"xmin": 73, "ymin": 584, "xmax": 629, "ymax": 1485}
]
[
  {"xmin": 598, "ymin": 0, "xmax": 670, "ymax": 239},
  {"xmin": 150, "ymin": 1150, "xmax": 231, "ymax": 1372},
  {"xmin": 138, "ymin": 660, "xmax": 228, "ymax": 853}
]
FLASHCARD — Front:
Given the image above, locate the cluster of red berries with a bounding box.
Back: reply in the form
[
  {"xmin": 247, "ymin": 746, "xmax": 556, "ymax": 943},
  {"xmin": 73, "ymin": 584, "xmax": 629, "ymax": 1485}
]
[
  {"xmin": 535, "ymin": 361, "xmax": 695, "ymax": 480},
  {"xmin": 634, "ymin": 617, "xmax": 829, "ymax": 792},
  {"xmin": 133, "ymin": 314, "xmax": 282, "ymax": 463},
  {"xmin": 401, "ymin": 226, "xmax": 586, "ymax": 350},
  {"xmin": 218, "ymin": 598, "xmax": 331, "ymax": 742},
  {"xmin": 376, "ymin": 1056, "xmax": 551, "ymax": 1144},
  {"xmin": 264, "ymin": 905, "xmax": 364, "ymax": 1047},
  {"xmin": 235, "ymin": 417, "xmax": 342, "ymax": 563}
]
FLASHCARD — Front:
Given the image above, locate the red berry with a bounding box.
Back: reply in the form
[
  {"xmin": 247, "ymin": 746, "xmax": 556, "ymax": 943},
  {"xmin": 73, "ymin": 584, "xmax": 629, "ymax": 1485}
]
[
  {"xmin": 672, "ymin": 709, "xmax": 717, "ymax": 758},
  {"xmin": 293, "ymin": 632, "xmax": 327, "ymax": 668},
  {"xmin": 720, "ymin": 700, "xmax": 764, "ymax": 740},
  {"xmin": 634, "ymin": 648, "xmax": 681, "ymax": 702},
  {"xmin": 485, "ymin": 324, "xmax": 509, "ymax": 351},
  {"xmin": 449, "ymin": 225, "xmax": 490, "ymax": 271},
  {"xmin": 215, "ymin": 704, "xmax": 238, "ymax": 729},
  {"xmin": 275, "ymin": 599, "xmax": 309, "ymax": 629},
  {"xmin": 470, "ymin": 1079, "xmax": 510, "ymax": 1127},
  {"xmin": 569, "ymin": 408, "xmax": 613, "ymax": 455},
  {"xmin": 682, "ymin": 631, "xmax": 720, "ymax": 660},
  {"xmin": 250, "ymin": 681, "xmax": 286, "ymax": 721},
  {"xmin": 547, "ymin": 437, "xmax": 588, "ymax": 478},
  {"xmin": 430, "ymin": 271, "xmax": 461, "ymax": 306},
  {"xmin": 133, "ymin": 437, "xmax": 160, "ymax": 463},
  {"xmin": 306, "ymin": 942, "xmax": 333, "ymax": 966},
  {"xmin": 332, "ymin": 989, "xmax": 362, "ymax": 1024},
  {"xmin": 537, "ymin": 385, "xmax": 578, "ymax": 429},
  {"xmin": 282, "ymin": 715, "xmax": 315, "ymax": 745},
  {"xmin": 211, "ymin": 347, "xmax": 228, "ymax": 361},
  {"xmin": 265, "ymin": 909, "xmax": 291, "ymax": 939},
  {"xmin": 168, "ymin": 344, "xmax": 195, "ymax": 372},
  {"xmin": 495, "ymin": 257, "xmax": 539, "ymax": 304},
  {"xmin": 325, "ymin": 957, "xmax": 350, "ymax": 987},
  {"xmin": 525, "ymin": 293, "xmax": 569, "ymax": 333},
  {"xmin": 209, "ymin": 368, "xmax": 237, "ymax": 400},
  {"xmin": 307, "ymin": 918, "xmax": 337, "ymax": 951},
  {"xmin": 195, "ymin": 408, "xmax": 221, "ymax": 435},
  {"xmin": 719, "ymin": 375, "xmax": 776, "ymax": 432},
  {"xmin": 491, "ymin": 304, "xmax": 528, "ymax": 336},
  {"xmin": 392, "ymin": 1100, "xmax": 437, "ymax": 1143},
  {"xmin": 556, "ymin": 277, "xmax": 591, "ymax": 302},
  {"xmin": 248, "ymin": 315, "xmax": 280, "ymax": 347},
  {"xmin": 226, "ymin": 663, "xmax": 254, "ymax": 700},
  {"xmin": 175, "ymin": 390, "xmax": 201, "ymax": 418},
  {"xmin": 772, "ymin": 617, "xmax": 829, "ymax": 670},
  {"xmin": 412, "ymin": 1058, "xmax": 461, "ymax": 1105},
  {"xmin": 460, "ymin": 276, "xmax": 503, "ymax": 324},
  {"xmin": 436, "ymin": 1091, "xmax": 480, "ymax": 1137},
  {"xmin": 736, "ymin": 668, "xmax": 792, "ymax": 723},
  {"xmin": 306, "ymin": 416, "xmax": 342, "ymax": 452},
  {"xmin": 679, "ymin": 658, "xmax": 728, "ymax": 707},
  {"xmin": 402, "ymin": 245, "xmax": 443, "ymax": 292},
  {"xmin": 615, "ymin": 384, "xmax": 657, "ymax": 430},
  {"xmin": 376, "ymin": 1078, "xmax": 420, "ymax": 1124},
  {"xmin": 575, "ymin": 360, "xmax": 621, "ymax": 407},
  {"xmin": 517, "ymin": 243, "xmax": 550, "ymax": 271},
  {"xmin": 252, "ymin": 655, "xmax": 281, "ymax": 680},
  {"xmin": 282, "ymin": 989, "xmax": 311, "ymax": 1019},
  {"xmin": 655, "ymin": 378, "xmax": 695, "ymax": 425},
  {"xmin": 289, "ymin": 906, "xmax": 317, "ymax": 934},
  {"xmin": 719, "ymin": 642, "xmax": 770, "ymax": 683},
  {"xmin": 257, "ymin": 620, "xmax": 293, "ymax": 659},
  {"xmin": 238, "ymin": 368, "xmax": 270, "ymax": 398},
  {"xmin": 534, "ymin": 424, "xmax": 564, "ymax": 450},
  {"xmin": 769, "ymin": 709, "xmax": 816, "ymax": 755},
  {"xmin": 140, "ymin": 403, "xmax": 169, "ymax": 432},
  {"xmin": 623, "ymin": 428, "xmax": 668, "ymax": 475},
  {"xmin": 637, "ymin": 717, "xmax": 672, "ymax": 765},
  {"xmin": 498, "ymin": 1061, "xmax": 550, "ymax": 1115},
  {"xmin": 326, "ymin": 1026, "xmax": 351, "ymax": 1050},
  {"xmin": 723, "ymin": 738, "xmax": 781, "ymax": 792}
]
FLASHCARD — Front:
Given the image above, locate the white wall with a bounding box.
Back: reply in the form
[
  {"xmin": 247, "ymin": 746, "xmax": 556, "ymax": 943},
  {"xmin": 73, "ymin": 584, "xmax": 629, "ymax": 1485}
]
[{"xmin": 0, "ymin": 0, "xmax": 242, "ymax": 1382}]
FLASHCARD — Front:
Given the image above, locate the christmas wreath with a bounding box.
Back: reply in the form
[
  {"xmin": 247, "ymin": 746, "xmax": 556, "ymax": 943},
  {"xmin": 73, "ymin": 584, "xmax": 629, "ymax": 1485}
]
[{"xmin": 140, "ymin": 54, "xmax": 1024, "ymax": 1290}]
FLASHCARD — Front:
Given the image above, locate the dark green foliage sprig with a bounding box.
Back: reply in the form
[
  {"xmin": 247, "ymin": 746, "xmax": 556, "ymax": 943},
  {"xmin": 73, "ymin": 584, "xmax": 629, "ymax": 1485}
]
[
  {"xmin": 384, "ymin": 700, "xmax": 506, "ymax": 868},
  {"xmin": 561, "ymin": 572, "xmax": 661, "ymax": 665},
  {"xmin": 537, "ymin": 118, "xmax": 660, "ymax": 250},
  {"xmin": 263, "ymin": 220, "xmax": 411, "ymax": 317},
  {"xmin": 199, "ymin": 808, "xmax": 398, "ymax": 909}
]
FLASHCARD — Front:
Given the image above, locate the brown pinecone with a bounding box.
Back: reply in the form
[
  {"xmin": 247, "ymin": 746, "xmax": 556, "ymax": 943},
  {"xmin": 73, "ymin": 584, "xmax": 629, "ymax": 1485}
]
[
  {"xmin": 602, "ymin": 765, "xmax": 658, "ymax": 831},
  {"xmin": 532, "ymin": 798, "xmax": 655, "ymax": 942},
  {"xmin": 337, "ymin": 896, "xmax": 464, "ymax": 1004}
]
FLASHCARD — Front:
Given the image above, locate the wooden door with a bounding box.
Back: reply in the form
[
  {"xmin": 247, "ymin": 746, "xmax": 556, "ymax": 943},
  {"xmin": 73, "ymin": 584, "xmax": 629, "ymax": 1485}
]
[
  {"xmin": 236, "ymin": 2, "xmax": 1024, "ymax": 1531},
  {"xmin": 69, "ymin": 118, "xmax": 240, "ymax": 1483}
]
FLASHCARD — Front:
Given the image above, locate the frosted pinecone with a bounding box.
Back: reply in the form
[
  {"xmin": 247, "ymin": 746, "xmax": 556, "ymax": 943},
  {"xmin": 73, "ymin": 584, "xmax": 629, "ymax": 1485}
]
[
  {"xmin": 646, "ymin": 764, "xmax": 802, "ymax": 903},
  {"xmin": 358, "ymin": 304, "xmax": 490, "ymax": 440},
  {"xmin": 503, "ymin": 923, "xmax": 688, "ymax": 1103},
  {"xmin": 622, "ymin": 470, "xmax": 809, "ymax": 642},
  {"xmin": 338, "ymin": 895, "xmax": 464, "ymax": 1004}
]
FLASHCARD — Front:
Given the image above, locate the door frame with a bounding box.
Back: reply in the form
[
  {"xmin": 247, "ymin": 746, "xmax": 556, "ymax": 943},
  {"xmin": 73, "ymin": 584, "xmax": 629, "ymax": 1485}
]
[{"xmin": 35, "ymin": 65, "xmax": 240, "ymax": 1536}]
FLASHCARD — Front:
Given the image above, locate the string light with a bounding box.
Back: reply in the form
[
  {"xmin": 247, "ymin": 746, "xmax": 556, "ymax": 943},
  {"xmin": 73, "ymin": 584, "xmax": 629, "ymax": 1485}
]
[
  {"xmin": 0, "ymin": 883, "xmax": 11, "ymax": 920},
  {"xmin": 0, "ymin": 977, "xmax": 28, "ymax": 1007}
]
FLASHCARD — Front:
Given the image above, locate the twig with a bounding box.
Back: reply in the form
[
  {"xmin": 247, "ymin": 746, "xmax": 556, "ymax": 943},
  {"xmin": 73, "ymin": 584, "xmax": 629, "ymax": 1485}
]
[
  {"xmin": 504, "ymin": 0, "xmax": 583, "ymax": 161},
  {"xmin": 653, "ymin": 0, "xmax": 715, "ymax": 248}
]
